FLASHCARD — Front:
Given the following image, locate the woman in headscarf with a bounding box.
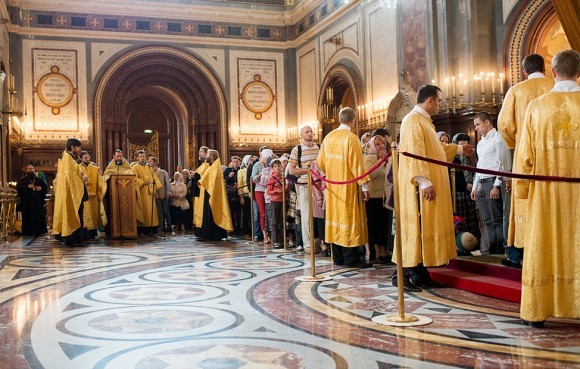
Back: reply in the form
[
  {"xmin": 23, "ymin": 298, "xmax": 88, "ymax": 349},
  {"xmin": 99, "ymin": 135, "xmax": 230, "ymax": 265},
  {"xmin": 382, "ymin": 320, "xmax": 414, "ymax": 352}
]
[
  {"xmin": 169, "ymin": 172, "xmax": 187, "ymax": 232},
  {"xmin": 437, "ymin": 131, "xmax": 450, "ymax": 144},
  {"xmin": 451, "ymin": 133, "xmax": 479, "ymax": 238},
  {"xmin": 237, "ymin": 155, "xmax": 253, "ymax": 238},
  {"xmin": 363, "ymin": 135, "xmax": 392, "ymax": 264}
]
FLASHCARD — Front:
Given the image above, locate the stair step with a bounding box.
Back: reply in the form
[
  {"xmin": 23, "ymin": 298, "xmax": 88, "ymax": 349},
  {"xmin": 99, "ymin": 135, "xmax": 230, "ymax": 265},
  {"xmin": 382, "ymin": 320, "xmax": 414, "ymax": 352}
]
[
  {"xmin": 447, "ymin": 258, "xmax": 522, "ymax": 282},
  {"xmin": 429, "ymin": 268, "xmax": 521, "ymax": 303}
]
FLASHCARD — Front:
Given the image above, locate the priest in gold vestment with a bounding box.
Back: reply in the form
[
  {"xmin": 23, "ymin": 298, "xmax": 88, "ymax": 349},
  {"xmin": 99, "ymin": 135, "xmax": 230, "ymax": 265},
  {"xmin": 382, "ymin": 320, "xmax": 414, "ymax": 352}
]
[
  {"xmin": 103, "ymin": 150, "xmax": 144, "ymax": 235},
  {"xmin": 394, "ymin": 85, "xmax": 471, "ymax": 291},
  {"xmin": 516, "ymin": 50, "xmax": 580, "ymax": 327},
  {"xmin": 497, "ymin": 54, "xmax": 554, "ymax": 268},
  {"xmin": 132, "ymin": 150, "xmax": 162, "ymax": 234},
  {"xmin": 194, "ymin": 146, "xmax": 210, "ymax": 237},
  {"xmin": 53, "ymin": 138, "xmax": 88, "ymax": 246},
  {"xmin": 317, "ymin": 107, "xmax": 371, "ymax": 268},
  {"xmin": 79, "ymin": 151, "xmax": 106, "ymax": 240},
  {"xmin": 198, "ymin": 150, "xmax": 234, "ymax": 240}
]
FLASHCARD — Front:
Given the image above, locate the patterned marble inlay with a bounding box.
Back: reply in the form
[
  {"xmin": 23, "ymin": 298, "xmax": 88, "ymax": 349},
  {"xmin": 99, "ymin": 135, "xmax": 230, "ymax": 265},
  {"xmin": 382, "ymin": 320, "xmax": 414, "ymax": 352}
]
[{"xmin": 0, "ymin": 235, "xmax": 577, "ymax": 369}]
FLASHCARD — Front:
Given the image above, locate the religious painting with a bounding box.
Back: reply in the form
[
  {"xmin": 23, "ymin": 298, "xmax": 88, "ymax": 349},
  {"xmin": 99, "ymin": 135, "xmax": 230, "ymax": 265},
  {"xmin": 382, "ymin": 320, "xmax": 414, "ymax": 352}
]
[{"xmin": 532, "ymin": 16, "xmax": 570, "ymax": 78}]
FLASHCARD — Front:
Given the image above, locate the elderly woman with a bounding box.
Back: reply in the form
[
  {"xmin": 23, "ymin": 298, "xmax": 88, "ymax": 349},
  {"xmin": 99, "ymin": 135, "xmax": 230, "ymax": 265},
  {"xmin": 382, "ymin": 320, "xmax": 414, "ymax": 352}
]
[
  {"xmin": 169, "ymin": 172, "xmax": 187, "ymax": 232},
  {"xmin": 363, "ymin": 135, "xmax": 392, "ymax": 264},
  {"xmin": 451, "ymin": 133, "xmax": 479, "ymax": 237}
]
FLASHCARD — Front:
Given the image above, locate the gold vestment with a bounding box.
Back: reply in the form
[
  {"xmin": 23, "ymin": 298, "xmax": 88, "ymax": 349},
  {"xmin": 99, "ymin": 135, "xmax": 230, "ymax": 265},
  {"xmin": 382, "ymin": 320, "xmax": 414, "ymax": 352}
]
[
  {"xmin": 516, "ymin": 90, "xmax": 580, "ymax": 322},
  {"xmin": 199, "ymin": 158, "xmax": 234, "ymax": 232},
  {"xmin": 394, "ymin": 111, "xmax": 459, "ymax": 267},
  {"xmin": 53, "ymin": 152, "xmax": 85, "ymax": 237},
  {"xmin": 317, "ymin": 129, "xmax": 369, "ymax": 247},
  {"xmin": 498, "ymin": 77, "xmax": 554, "ymax": 247}
]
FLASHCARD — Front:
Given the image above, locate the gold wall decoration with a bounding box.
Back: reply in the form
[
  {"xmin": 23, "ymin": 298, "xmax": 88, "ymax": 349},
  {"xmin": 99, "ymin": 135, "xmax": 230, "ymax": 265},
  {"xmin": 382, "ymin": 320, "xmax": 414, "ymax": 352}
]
[
  {"xmin": 507, "ymin": 0, "xmax": 549, "ymax": 86},
  {"xmin": 241, "ymin": 74, "xmax": 275, "ymax": 120},
  {"xmin": 35, "ymin": 65, "xmax": 76, "ymax": 115},
  {"xmin": 128, "ymin": 131, "xmax": 159, "ymax": 163}
]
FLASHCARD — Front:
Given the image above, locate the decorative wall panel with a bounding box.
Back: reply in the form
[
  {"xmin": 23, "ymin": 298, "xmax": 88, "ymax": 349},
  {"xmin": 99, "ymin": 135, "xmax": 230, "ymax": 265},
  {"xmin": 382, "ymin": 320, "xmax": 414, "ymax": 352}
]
[
  {"xmin": 229, "ymin": 51, "xmax": 286, "ymax": 144},
  {"xmin": 23, "ymin": 40, "xmax": 88, "ymax": 142}
]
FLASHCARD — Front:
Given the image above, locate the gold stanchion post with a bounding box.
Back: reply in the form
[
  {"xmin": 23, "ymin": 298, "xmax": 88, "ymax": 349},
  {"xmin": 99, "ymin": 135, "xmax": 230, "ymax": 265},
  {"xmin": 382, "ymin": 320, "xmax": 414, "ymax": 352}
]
[
  {"xmin": 295, "ymin": 169, "xmax": 332, "ymax": 282},
  {"xmin": 372, "ymin": 142, "xmax": 432, "ymax": 326},
  {"xmin": 451, "ymin": 168, "xmax": 457, "ymax": 213},
  {"xmin": 282, "ymin": 176, "xmax": 287, "ymax": 250},
  {"xmin": 248, "ymin": 180, "xmax": 255, "ymax": 245}
]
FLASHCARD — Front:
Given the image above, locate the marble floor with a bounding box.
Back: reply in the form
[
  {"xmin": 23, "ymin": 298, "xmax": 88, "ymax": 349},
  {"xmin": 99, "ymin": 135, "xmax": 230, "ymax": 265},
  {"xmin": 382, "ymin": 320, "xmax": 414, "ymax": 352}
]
[{"xmin": 0, "ymin": 234, "xmax": 578, "ymax": 369}]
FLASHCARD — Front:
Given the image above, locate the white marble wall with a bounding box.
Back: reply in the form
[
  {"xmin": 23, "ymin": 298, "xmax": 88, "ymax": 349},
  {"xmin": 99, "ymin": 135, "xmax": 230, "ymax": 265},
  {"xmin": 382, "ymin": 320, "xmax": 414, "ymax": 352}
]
[{"xmin": 295, "ymin": 0, "xmax": 399, "ymax": 129}]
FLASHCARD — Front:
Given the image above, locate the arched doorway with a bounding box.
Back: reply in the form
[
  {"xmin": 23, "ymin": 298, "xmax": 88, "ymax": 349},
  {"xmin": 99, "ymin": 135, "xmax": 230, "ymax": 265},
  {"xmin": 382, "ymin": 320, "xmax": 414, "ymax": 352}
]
[
  {"xmin": 319, "ymin": 63, "xmax": 363, "ymax": 139},
  {"xmin": 505, "ymin": 0, "xmax": 570, "ymax": 86},
  {"xmin": 94, "ymin": 46, "xmax": 227, "ymax": 171}
]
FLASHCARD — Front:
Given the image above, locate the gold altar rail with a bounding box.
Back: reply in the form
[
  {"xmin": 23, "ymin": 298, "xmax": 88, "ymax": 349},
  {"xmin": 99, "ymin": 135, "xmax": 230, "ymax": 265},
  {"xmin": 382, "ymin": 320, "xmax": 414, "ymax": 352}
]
[{"xmin": 0, "ymin": 192, "xmax": 19, "ymax": 243}]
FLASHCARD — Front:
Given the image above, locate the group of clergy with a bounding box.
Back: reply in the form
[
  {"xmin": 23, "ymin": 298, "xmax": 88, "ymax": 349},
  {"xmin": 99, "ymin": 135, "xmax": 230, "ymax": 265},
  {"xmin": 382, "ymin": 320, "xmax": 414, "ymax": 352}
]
[{"xmin": 46, "ymin": 142, "xmax": 233, "ymax": 246}]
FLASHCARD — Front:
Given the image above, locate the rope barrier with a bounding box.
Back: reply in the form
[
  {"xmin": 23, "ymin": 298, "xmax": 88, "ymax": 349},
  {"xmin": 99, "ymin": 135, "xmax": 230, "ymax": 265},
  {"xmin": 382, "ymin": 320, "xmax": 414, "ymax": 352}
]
[
  {"xmin": 401, "ymin": 152, "xmax": 580, "ymax": 183},
  {"xmin": 309, "ymin": 152, "xmax": 391, "ymax": 185}
]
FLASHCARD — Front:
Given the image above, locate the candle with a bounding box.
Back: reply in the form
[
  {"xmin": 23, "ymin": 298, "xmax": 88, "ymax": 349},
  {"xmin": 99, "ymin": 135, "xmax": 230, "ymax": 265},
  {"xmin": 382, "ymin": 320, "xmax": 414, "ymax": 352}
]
[
  {"xmin": 480, "ymin": 75, "xmax": 484, "ymax": 94},
  {"xmin": 431, "ymin": 79, "xmax": 436, "ymax": 86},
  {"xmin": 499, "ymin": 73, "xmax": 504, "ymax": 94},
  {"xmin": 452, "ymin": 76, "xmax": 456, "ymax": 97},
  {"xmin": 490, "ymin": 72, "xmax": 495, "ymax": 94}
]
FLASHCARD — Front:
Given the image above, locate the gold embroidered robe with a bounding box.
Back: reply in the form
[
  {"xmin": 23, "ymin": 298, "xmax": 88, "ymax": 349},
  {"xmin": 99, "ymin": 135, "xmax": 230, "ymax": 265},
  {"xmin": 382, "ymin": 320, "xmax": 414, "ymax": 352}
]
[
  {"xmin": 80, "ymin": 163, "xmax": 106, "ymax": 230},
  {"xmin": 394, "ymin": 111, "xmax": 459, "ymax": 267},
  {"xmin": 132, "ymin": 162, "xmax": 162, "ymax": 227},
  {"xmin": 103, "ymin": 158, "xmax": 144, "ymax": 224},
  {"xmin": 194, "ymin": 163, "xmax": 210, "ymax": 229},
  {"xmin": 52, "ymin": 152, "xmax": 85, "ymax": 237},
  {"xmin": 497, "ymin": 77, "xmax": 554, "ymax": 247},
  {"xmin": 199, "ymin": 158, "xmax": 234, "ymax": 232},
  {"xmin": 516, "ymin": 90, "xmax": 580, "ymax": 322},
  {"xmin": 317, "ymin": 129, "xmax": 369, "ymax": 247}
]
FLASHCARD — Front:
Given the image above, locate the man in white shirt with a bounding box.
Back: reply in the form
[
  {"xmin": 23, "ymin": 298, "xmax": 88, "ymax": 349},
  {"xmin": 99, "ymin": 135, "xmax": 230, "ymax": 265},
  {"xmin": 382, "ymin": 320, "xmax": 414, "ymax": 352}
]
[
  {"xmin": 471, "ymin": 112, "xmax": 504, "ymax": 254},
  {"xmin": 289, "ymin": 126, "xmax": 320, "ymax": 252}
]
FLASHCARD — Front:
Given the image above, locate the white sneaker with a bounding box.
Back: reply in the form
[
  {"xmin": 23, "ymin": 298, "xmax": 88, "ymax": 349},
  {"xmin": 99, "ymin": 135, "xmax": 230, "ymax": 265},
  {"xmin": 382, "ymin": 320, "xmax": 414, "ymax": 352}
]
[
  {"xmin": 296, "ymin": 246, "xmax": 304, "ymax": 251},
  {"xmin": 470, "ymin": 250, "xmax": 482, "ymax": 256}
]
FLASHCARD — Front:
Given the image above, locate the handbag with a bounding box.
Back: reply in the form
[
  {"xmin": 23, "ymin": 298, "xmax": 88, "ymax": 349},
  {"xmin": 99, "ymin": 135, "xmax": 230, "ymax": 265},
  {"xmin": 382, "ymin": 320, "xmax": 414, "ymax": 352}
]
[{"xmin": 180, "ymin": 198, "xmax": 190, "ymax": 211}]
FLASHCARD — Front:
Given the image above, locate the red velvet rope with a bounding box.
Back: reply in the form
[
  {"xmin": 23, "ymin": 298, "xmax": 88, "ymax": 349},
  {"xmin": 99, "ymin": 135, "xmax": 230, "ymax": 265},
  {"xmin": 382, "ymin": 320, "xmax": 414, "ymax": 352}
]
[
  {"xmin": 309, "ymin": 152, "xmax": 391, "ymax": 185},
  {"xmin": 401, "ymin": 151, "xmax": 580, "ymax": 183}
]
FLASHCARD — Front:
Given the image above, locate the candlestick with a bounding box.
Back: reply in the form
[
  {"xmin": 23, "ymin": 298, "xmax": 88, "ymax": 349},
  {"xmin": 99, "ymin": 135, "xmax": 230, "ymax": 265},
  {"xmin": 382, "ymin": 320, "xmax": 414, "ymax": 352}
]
[{"xmin": 452, "ymin": 76, "xmax": 456, "ymax": 97}]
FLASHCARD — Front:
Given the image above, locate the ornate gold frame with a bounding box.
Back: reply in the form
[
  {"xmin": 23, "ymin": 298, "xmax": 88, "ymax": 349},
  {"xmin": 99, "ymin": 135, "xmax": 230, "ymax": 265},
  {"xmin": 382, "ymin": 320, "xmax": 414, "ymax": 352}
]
[
  {"xmin": 93, "ymin": 46, "xmax": 228, "ymax": 167},
  {"xmin": 507, "ymin": 0, "xmax": 550, "ymax": 86},
  {"xmin": 240, "ymin": 74, "xmax": 275, "ymax": 120},
  {"xmin": 35, "ymin": 65, "xmax": 76, "ymax": 115}
]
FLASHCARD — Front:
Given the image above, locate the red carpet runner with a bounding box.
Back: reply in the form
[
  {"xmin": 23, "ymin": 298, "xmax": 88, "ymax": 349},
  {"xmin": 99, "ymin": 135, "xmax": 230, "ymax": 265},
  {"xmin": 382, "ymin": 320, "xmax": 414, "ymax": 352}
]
[{"xmin": 429, "ymin": 258, "xmax": 522, "ymax": 303}]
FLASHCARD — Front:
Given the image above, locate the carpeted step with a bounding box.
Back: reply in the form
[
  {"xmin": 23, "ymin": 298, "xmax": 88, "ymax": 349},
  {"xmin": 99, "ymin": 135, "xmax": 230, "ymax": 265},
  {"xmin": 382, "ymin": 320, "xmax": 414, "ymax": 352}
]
[
  {"xmin": 446, "ymin": 258, "xmax": 521, "ymax": 282},
  {"xmin": 428, "ymin": 258, "xmax": 522, "ymax": 303}
]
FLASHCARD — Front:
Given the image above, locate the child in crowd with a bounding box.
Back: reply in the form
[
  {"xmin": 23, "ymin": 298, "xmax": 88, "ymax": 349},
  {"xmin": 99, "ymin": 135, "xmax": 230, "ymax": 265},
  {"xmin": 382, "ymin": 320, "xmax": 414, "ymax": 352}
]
[{"xmin": 266, "ymin": 159, "xmax": 285, "ymax": 249}]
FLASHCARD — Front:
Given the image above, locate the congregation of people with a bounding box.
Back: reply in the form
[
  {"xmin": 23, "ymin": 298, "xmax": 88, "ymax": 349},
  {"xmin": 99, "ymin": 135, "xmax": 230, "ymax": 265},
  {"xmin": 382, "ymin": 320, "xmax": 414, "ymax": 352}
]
[{"xmin": 16, "ymin": 49, "xmax": 579, "ymax": 328}]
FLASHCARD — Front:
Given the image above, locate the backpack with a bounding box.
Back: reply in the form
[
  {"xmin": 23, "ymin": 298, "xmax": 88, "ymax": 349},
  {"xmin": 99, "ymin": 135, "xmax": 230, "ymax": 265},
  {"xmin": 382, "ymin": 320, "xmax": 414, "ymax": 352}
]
[{"xmin": 286, "ymin": 144, "xmax": 302, "ymax": 184}]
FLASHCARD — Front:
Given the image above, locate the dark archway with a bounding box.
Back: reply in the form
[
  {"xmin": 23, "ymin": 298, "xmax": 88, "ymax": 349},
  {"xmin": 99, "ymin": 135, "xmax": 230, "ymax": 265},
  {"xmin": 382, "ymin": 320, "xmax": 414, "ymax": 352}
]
[
  {"xmin": 319, "ymin": 62, "xmax": 364, "ymax": 138},
  {"xmin": 94, "ymin": 46, "xmax": 227, "ymax": 170}
]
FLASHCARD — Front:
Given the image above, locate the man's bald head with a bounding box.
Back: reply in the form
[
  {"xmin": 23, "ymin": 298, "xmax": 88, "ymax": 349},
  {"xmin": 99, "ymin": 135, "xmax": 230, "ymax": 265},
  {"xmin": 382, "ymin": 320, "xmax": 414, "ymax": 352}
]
[{"xmin": 300, "ymin": 125, "xmax": 313, "ymax": 143}]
